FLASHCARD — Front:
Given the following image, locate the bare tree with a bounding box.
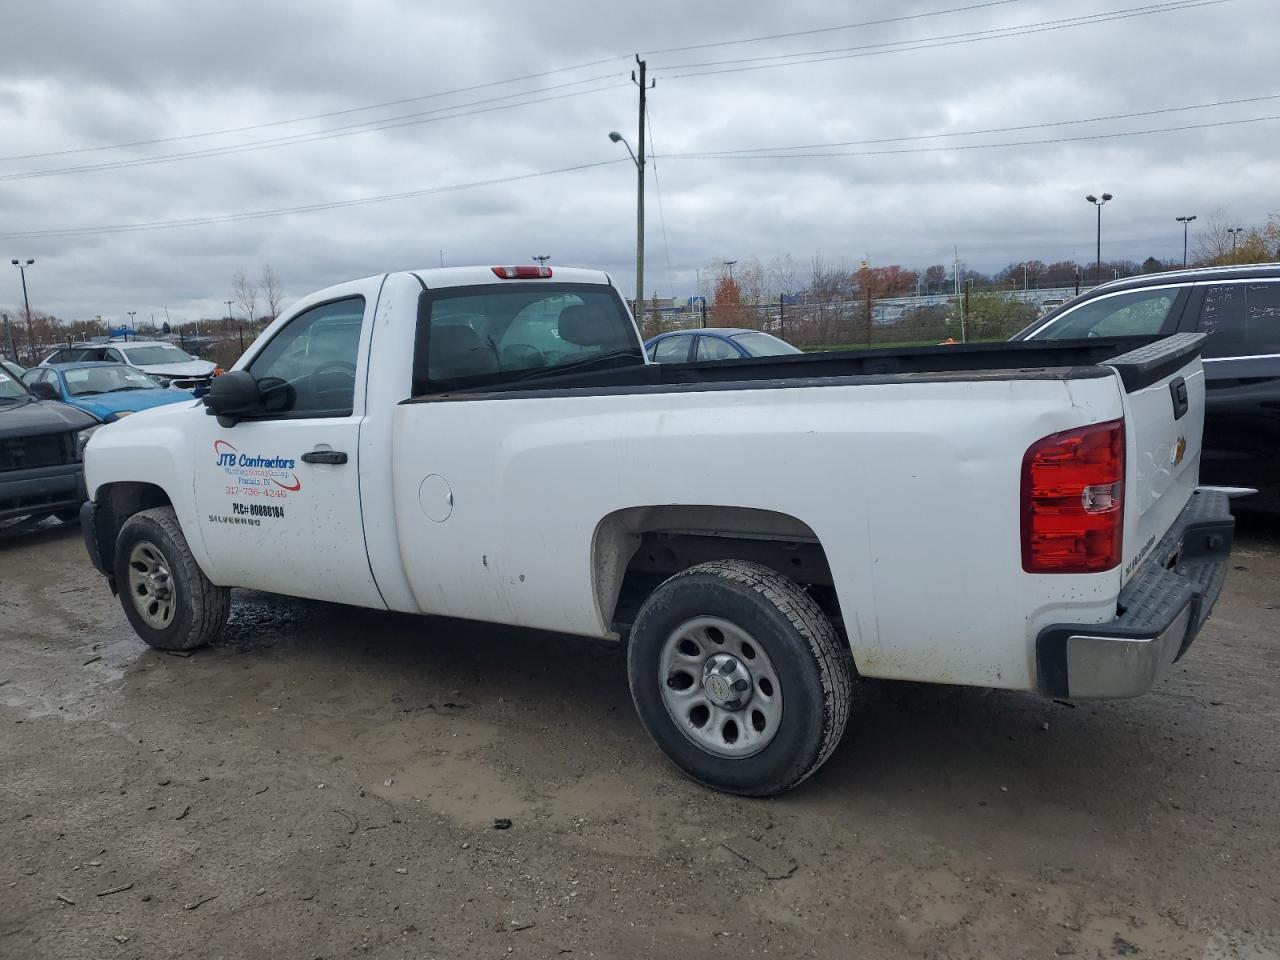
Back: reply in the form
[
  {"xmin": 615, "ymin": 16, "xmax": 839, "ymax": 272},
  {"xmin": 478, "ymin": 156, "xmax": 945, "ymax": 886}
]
[
  {"xmin": 232, "ymin": 269, "xmax": 259, "ymax": 325},
  {"xmin": 767, "ymin": 254, "xmax": 799, "ymax": 298},
  {"xmin": 261, "ymin": 264, "xmax": 284, "ymax": 321},
  {"xmin": 1192, "ymin": 208, "xmax": 1235, "ymax": 266}
]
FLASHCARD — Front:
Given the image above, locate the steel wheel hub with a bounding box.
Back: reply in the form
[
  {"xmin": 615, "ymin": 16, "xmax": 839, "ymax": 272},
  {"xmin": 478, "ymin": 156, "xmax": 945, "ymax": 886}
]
[
  {"xmin": 658, "ymin": 616, "xmax": 783, "ymax": 759},
  {"xmin": 127, "ymin": 540, "xmax": 176, "ymax": 630}
]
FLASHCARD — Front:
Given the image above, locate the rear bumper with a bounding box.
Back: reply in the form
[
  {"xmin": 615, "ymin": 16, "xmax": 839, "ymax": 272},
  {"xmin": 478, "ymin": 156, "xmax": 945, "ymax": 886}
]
[
  {"xmin": 0, "ymin": 463, "xmax": 85, "ymax": 521},
  {"xmin": 1036, "ymin": 488, "xmax": 1234, "ymax": 699}
]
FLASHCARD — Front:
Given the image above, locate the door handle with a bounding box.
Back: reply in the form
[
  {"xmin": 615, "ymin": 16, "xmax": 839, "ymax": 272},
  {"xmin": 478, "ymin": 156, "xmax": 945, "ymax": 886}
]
[{"xmin": 301, "ymin": 450, "xmax": 348, "ymax": 465}]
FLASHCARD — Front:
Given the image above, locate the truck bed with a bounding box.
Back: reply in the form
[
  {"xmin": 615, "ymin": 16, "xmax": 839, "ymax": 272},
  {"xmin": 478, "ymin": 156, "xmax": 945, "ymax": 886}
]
[{"xmin": 416, "ymin": 334, "xmax": 1199, "ymax": 401}]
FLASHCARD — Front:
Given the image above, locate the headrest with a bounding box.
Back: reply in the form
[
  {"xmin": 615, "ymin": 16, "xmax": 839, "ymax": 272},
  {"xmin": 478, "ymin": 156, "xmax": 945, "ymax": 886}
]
[{"xmin": 558, "ymin": 304, "xmax": 611, "ymax": 347}]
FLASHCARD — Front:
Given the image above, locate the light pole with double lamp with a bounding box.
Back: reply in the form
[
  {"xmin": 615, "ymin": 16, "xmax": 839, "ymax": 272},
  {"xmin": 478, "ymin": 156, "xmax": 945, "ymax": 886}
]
[
  {"xmin": 10, "ymin": 258, "xmax": 35, "ymax": 361},
  {"xmin": 1085, "ymin": 193, "xmax": 1112, "ymax": 286},
  {"xmin": 1176, "ymin": 215, "xmax": 1197, "ymax": 267}
]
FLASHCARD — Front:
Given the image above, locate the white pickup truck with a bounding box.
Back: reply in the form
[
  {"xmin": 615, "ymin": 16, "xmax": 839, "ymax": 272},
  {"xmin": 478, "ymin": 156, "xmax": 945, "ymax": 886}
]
[{"xmin": 81, "ymin": 265, "xmax": 1236, "ymax": 795}]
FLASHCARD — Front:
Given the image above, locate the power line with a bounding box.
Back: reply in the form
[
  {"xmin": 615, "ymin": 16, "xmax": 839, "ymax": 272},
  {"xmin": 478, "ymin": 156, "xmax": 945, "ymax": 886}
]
[
  {"xmin": 0, "ymin": 159, "xmax": 627, "ymax": 240},
  {"xmin": 646, "ymin": 109, "xmax": 676, "ymax": 300},
  {"xmin": 654, "ymin": 0, "xmax": 1229, "ymax": 80},
  {"xmin": 654, "ymin": 1, "xmax": 1220, "ymax": 72},
  {"xmin": 660, "ymin": 112, "xmax": 1280, "ymax": 160},
  {"xmin": 0, "ymin": 56, "xmax": 633, "ymax": 163},
  {"xmin": 641, "ymin": 0, "xmax": 1031, "ymax": 55},
  {"xmin": 3, "ymin": 0, "xmax": 1032, "ymax": 165},
  {"xmin": 0, "ymin": 77, "xmax": 630, "ymax": 182},
  {"xmin": 662, "ymin": 93, "xmax": 1280, "ymax": 157}
]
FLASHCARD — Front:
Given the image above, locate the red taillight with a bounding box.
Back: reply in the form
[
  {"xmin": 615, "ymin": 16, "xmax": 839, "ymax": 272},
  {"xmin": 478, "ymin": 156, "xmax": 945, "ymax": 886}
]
[
  {"xmin": 1021, "ymin": 419, "xmax": 1125, "ymax": 574},
  {"xmin": 491, "ymin": 266, "xmax": 552, "ymax": 279}
]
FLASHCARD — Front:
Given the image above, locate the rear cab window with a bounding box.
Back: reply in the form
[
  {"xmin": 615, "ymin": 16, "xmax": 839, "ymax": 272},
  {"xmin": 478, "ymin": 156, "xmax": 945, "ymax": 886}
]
[
  {"xmin": 412, "ymin": 283, "xmax": 642, "ymax": 394},
  {"xmin": 1195, "ymin": 281, "xmax": 1280, "ymax": 358}
]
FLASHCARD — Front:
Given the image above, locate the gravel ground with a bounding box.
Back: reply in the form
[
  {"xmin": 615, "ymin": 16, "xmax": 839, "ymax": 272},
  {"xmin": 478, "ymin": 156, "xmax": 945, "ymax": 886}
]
[{"xmin": 1, "ymin": 516, "xmax": 1278, "ymax": 960}]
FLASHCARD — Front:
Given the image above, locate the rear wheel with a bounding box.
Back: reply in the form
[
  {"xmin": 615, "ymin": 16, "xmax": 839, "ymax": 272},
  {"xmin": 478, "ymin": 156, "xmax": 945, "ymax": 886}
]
[
  {"xmin": 113, "ymin": 507, "xmax": 229, "ymax": 651},
  {"xmin": 627, "ymin": 560, "xmax": 853, "ymax": 796}
]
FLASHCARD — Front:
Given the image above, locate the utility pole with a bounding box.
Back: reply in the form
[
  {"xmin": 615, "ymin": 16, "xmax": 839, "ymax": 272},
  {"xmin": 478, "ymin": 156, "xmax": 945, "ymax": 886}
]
[
  {"xmin": 635, "ymin": 57, "xmax": 650, "ymax": 334},
  {"xmin": 779, "ymin": 294, "xmax": 785, "ymax": 341}
]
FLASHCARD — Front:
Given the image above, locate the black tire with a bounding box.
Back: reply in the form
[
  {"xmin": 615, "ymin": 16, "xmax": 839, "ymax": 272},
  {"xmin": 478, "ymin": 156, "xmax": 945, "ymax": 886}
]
[
  {"xmin": 113, "ymin": 507, "xmax": 230, "ymax": 651},
  {"xmin": 627, "ymin": 560, "xmax": 853, "ymax": 797}
]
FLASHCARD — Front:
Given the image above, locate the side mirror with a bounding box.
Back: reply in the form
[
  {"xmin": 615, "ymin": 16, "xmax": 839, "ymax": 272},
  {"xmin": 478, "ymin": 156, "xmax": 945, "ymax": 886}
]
[
  {"xmin": 202, "ymin": 370, "xmax": 260, "ymax": 426},
  {"xmin": 29, "ymin": 381, "xmax": 59, "ymax": 401}
]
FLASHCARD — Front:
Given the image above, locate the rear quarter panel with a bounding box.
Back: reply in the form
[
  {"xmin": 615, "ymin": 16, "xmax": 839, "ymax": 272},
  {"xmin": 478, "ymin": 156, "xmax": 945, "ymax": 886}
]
[{"xmin": 389, "ymin": 372, "xmax": 1126, "ymax": 691}]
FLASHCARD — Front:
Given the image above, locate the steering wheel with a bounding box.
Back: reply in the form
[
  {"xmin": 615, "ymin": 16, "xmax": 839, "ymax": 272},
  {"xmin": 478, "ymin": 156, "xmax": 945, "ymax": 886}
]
[{"xmin": 311, "ymin": 360, "xmax": 357, "ymax": 406}]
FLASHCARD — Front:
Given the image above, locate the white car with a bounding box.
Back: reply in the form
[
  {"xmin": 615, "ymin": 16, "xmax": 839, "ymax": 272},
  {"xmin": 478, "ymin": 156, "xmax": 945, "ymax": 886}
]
[
  {"xmin": 80, "ymin": 265, "xmax": 1235, "ymax": 796},
  {"xmin": 42, "ymin": 341, "xmax": 217, "ymax": 392}
]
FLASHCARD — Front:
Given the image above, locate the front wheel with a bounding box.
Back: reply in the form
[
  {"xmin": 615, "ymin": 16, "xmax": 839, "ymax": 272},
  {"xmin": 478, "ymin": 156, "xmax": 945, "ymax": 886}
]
[
  {"xmin": 627, "ymin": 560, "xmax": 853, "ymax": 796},
  {"xmin": 113, "ymin": 507, "xmax": 230, "ymax": 651}
]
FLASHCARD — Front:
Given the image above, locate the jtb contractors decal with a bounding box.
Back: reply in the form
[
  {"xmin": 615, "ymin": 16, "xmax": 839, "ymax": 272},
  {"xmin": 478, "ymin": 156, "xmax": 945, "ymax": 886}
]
[{"xmin": 214, "ymin": 440, "xmax": 301, "ymax": 499}]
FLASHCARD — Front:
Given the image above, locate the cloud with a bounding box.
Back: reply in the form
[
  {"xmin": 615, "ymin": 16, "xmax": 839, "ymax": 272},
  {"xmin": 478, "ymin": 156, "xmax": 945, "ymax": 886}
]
[{"xmin": 1, "ymin": 0, "xmax": 1274, "ymax": 322}]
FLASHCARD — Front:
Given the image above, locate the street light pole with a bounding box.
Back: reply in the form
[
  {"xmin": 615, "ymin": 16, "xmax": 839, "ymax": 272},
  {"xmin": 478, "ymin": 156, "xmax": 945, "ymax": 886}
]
[
  {"xmin": 1085, "ymin": 193, "xmax": 1112, "ymax": 286},
  {"xmin": 10, "ymin": 258, "xmax": 35, "ymax": 361},
  {"xmin": 1176, "ymin": 215, "xmax": 1197, "ymax": 267},
  {"xmin": 1226, "ymin": 226, "xmax": 1243, "ymax": 257},
  {"xmin": 532, "ymin": 255, "xmax": 551, "ymax": 265},
  {"xmin": 127, "ymin": 311, "xmax": 137, "ymax": 340},
  {"xmin": 723, "ymin": 260, "xmax": 737, "ymax": 280}
]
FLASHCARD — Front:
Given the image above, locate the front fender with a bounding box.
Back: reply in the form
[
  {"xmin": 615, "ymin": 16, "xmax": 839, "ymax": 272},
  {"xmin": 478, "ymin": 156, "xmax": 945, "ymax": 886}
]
[{"xmin": 84, "ymin": 409, "xmax": 213, "ymax": 578}]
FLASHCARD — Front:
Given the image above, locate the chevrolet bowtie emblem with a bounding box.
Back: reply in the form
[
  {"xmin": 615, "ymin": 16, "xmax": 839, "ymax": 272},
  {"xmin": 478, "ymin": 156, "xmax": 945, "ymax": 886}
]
[{"xmin": 1172, "ymin": 435, "xmax": 1187, "ymax": 466}]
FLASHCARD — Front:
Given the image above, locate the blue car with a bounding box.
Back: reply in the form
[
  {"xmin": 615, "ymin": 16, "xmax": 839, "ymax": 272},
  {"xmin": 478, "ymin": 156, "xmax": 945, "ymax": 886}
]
[
  {"xmin": 22, "ymin": 363, "xmax": 195, "ymax": 423},
  {"xmin": 644, "ymin": 328, "xmax": 801, "ymax": 363}
]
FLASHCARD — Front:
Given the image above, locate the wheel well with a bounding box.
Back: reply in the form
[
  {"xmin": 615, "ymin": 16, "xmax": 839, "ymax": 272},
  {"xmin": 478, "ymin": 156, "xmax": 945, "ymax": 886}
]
[
  {"xmin": 592, "ymin": 506, "xmax": 841, "ymax": 634},
  {"xmin": 93, "ymin": 482, "xmax": 173, "ymax": 572}
]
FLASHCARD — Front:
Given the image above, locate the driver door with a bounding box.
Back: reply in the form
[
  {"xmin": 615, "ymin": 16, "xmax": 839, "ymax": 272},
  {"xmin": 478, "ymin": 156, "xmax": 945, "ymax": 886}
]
[{"xmin": 191, "ymin": 293, "xmax": 384, "ymax": 608}]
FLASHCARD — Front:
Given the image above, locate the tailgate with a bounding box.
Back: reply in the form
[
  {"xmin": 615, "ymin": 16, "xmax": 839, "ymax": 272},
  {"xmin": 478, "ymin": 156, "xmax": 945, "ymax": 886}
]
[{"xmin": 1106, "ymin": 334, "xmax": 1207, "ymax": 584}]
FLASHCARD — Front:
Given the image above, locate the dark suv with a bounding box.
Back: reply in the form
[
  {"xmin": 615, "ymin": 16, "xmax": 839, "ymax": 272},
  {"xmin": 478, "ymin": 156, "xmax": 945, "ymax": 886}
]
[
  {"xmin": 0, "ymin": 367, "xmax": 99, "ymax": 525},
  {"xmin": 1017, "ymin": 263, "xmax": 1280, "ymax": 512}
]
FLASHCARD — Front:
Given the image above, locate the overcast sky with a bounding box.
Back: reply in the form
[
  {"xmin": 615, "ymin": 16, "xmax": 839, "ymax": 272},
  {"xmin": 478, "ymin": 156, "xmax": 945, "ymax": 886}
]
[{"xmin": 1, "ymin": 0, "xmax": 1274, "ymax": 324}]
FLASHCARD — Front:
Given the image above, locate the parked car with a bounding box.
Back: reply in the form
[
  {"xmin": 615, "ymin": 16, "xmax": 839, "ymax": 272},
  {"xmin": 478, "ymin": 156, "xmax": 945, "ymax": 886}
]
[
  {"xmin": 22, "ymin": 363, "xmax": 195, "ymax": 423},
  {"xmin": 645, "ymin": 327, "xmax": 801, "ymax": 362},
  {"xmin": 0, "ymin": 363, "xmax": 98, "ymax": 525},
  {"xmin": 1016, "ymin": 263, "xmax": 1280, "ymax": 512},
  {"xmin": 81, "ymin": 265, "xmax": 1233, "ymax": 796},
  {"xmin": 42, "ymin": 341, "xmax": 218, "ymax": 393}
]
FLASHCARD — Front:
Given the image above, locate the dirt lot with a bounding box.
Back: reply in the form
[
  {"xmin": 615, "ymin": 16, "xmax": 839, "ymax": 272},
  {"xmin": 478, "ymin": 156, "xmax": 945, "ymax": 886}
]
[{"xmin": 1, "ymin": 519, "xmax": 1278, "ymax": 960}]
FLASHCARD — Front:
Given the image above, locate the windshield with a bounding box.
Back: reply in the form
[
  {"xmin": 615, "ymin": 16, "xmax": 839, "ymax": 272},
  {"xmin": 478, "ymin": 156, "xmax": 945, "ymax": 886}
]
[
  {"xmin": 122, "ymin": 345, "xmax": 194, "ymax": 365},
  {"xmin": 64, "ymin": 365, "xmax": 161, "ymax": 396},
  {"xmin": 729, "ymin": 331, "xmax": 802, "ymax": 357},
  {"xmin": 0, "ymin": 367, "xmax": 29, "ymax": 400}
]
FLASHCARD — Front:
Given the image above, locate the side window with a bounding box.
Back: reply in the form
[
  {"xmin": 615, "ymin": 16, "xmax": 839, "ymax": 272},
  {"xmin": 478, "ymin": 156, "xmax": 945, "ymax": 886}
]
[
  {"xmin": 653, "ymin": 336, "xmax": 691, "ymax": 362},
  {"xmin": 45, "ymin": 350, "xmax": 68, "ymax": 364},
  {"xmin": 106, "ymin": 349, "xmax": 125, "ymax": 363},
  {"xmin": 1197, "ymin": 282, "xmax": 1280, "ymax": 359},
  {"xmin": 246, "ymin": 297, "xmax": 365, "ymax": 417},
  {"xmin": 1037, "ymin": 289, "xmax": 1180, "ymax": 339},
  {"xmin": 695, "ymin": 336, "xmax": 741, "ymax": 361}
]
